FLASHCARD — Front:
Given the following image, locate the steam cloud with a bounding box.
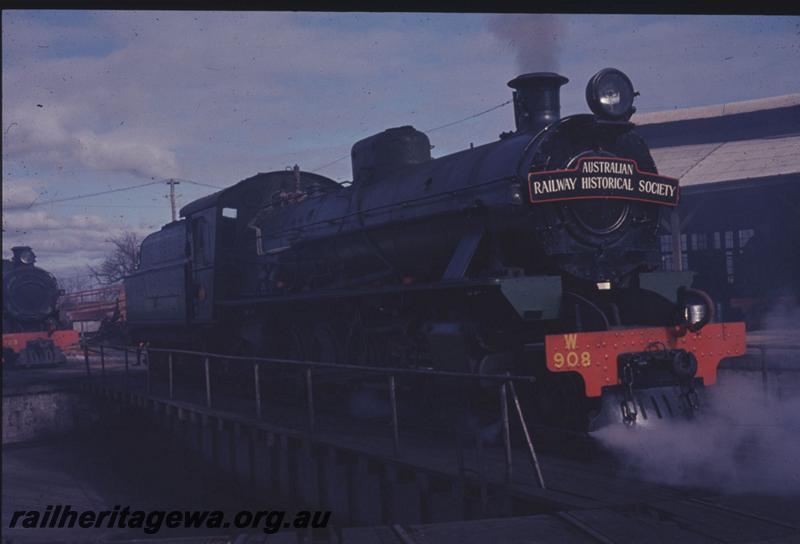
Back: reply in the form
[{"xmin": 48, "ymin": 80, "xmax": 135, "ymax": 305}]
[
  {"xmin": 487, "ymin": 14, "xmax": 564, "ymax": 73},
  {"xmin": 595, "ymin": 370, "xmax": 800, "ymax": 495},
  {"xmin": 761, "ymin": 294, "xmax": 800, "ymax": 332}
]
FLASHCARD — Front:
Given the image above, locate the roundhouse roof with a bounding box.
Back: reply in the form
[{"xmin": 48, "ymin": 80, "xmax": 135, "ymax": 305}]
[{"xmin": 631, "ymin": 93, "xmax": 800, "ymax": 188}]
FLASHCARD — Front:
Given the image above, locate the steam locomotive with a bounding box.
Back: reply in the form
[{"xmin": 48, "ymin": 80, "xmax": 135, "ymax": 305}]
[
  {"xmin": 125, "ymin": 68, "xmax": 746, "ymax": 430},
  {"xmin": 2, "ymin": 247, "xmax": 79, "ymax": 366}
]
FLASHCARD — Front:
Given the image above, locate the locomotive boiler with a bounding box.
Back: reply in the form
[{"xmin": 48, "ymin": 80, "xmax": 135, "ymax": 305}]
[
  {"xmin": 125, "ymin": 68, "xmax": 746, "ymax": 430},
  {"xmin": 2, "ymin": 246, "xmax": 79, "ymax": 366}
]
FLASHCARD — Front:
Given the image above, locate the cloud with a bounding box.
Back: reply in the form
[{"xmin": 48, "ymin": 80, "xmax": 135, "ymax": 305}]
[
  {"xmin": 3, "ymin": 103, "xmax": 179, "ymax": 179},
  {"xmin": 2, "ymin": 11, "xmax": 516, "ymax": 186},
  {"xmin": 73, "ymin": 128, "xmax": 178, "ymax": 178},
  {"xmin": 1, "ymin": 12, "xmax": 115, "ymax": 66},
  {"xmin": 4, "ymin": 13, "xmax": 797, "ymax": 184},
  {"xmin": 2, "ymin": 12, "xmax": 798, "ymax": 274},
  {"xmin": 5, "ymin": 209, "xmax": 109, "ymax": 231},
  {"xmin": 1, "ymin": 182, "xmax": 40, "ymax": 209},
  {"xmin": 557, "ymin": 15, "xmax": 800, "ymax": 113},
  {"xmin": 2, "ymin": 205, "xmax": 154, "ymax": 276}
]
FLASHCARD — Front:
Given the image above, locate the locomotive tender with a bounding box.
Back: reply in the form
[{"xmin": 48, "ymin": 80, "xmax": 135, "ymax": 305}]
[
  {"xmin": 2, "ymin": 246, "xmax": 79, "ymax": 366},
  {"xmin": 126, "ymin": 68, "xmax": 746, "ymax": 430}
]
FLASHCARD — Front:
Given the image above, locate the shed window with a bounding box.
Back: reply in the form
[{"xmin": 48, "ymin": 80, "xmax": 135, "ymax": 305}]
[
  {"xmin": 691, "ymin": 233, "xmax": 707, "ymax": 251},
  {"xmin": 724, "ymin": 231, "xmax": 734, "ymax": 249},
  {"xmin": 738, "ymin": 229, "xmax": 754, "ymax": 249},
  {"xmin": 660, "ymin": 235, "xmax": 672, "ymax": 253},
  {"xmin": 726, "ymin": 251, "xmax": 735, "ymax": 284}
]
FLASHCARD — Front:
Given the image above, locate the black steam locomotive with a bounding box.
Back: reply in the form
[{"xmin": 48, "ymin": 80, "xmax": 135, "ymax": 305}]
[
  {"xmin": 2, "ymin": 247, "xmax": 78, "ymax": 366},
  {"xmin": 125, "ymin": 68, "xmax": 745, "ymax": 430}
]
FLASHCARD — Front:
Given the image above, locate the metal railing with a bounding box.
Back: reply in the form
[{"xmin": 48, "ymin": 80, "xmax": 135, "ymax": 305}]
[
  {"xmin": 80, "ymin": 339, "xmax": 799, "ymax": 491},
  {"xmin": 81, "ymin": 341, "xmax": 547, "ymax": 489},
  {"xmin": 60, "ymin": 285, "xmax": 123, "ymax": 306}
]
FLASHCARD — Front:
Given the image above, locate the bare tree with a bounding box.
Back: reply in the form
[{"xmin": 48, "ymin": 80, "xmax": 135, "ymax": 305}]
[
  {"xmin": 88, "ymin": 231, "xmax": 141, "ymax": 285},
  {"xmin": 59, "ymin": 274, "xmax": 95, "ymax": 294}
]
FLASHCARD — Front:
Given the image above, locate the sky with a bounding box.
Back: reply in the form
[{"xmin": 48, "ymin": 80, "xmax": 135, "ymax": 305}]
[{"xmin": 2, "ymin": 11, "xmax": 799, "ymax": 284}]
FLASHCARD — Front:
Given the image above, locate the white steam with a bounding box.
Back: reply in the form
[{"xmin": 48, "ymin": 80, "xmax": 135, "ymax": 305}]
[
  {"xmin": 595, "ymin": 371, "xmax": 800, "ymax": 495},
  {"xmin": 761, "ymin": 295, "xmax": 800, "ymax": 332}
]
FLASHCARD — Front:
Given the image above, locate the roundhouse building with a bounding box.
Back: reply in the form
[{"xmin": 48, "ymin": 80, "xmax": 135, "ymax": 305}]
[{"xmin": 632, "ymin": 95, "xmax": 800, "ymax": 327}]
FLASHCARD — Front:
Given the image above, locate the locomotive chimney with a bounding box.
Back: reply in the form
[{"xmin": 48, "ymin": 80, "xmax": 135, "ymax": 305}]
[
  {"xmin": 507, "ymin": 72, "xmax": 569, "ymax": 133},
  {"xmin": 11, "ymin": 246, "xmax": 35, "ymax": 266}
]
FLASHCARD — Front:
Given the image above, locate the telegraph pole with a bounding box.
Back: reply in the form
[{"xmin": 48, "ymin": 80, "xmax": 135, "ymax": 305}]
[{"xmin": 166, "ymin": 179, "xmax": 180, "ymax": 222}]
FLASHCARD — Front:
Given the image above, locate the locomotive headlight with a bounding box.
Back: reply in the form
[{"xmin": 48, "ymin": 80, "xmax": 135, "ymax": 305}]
[
  {"xmin": 684, "ymin": 304, "xmax": 706, "ymax": 326},
  {"xmin": 675, "ymin": 287, "xmax": 715, "ymax": 334},
  {"xmin": 586, "ymin": 68, "xmax": 637, "ymax": 121},
  {"xmin": 19, "ymin": 248, "xmax": 36, "ymax": 265}
]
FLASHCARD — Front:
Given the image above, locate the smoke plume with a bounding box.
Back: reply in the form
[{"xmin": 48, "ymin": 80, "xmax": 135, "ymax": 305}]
[
  {"xmin": 487, "ymin": 14, "xmax": 564, "ymax": 73},
  {"xmin": 595, "ymin": 371, "xmax": 800, "ymax": 495}
]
